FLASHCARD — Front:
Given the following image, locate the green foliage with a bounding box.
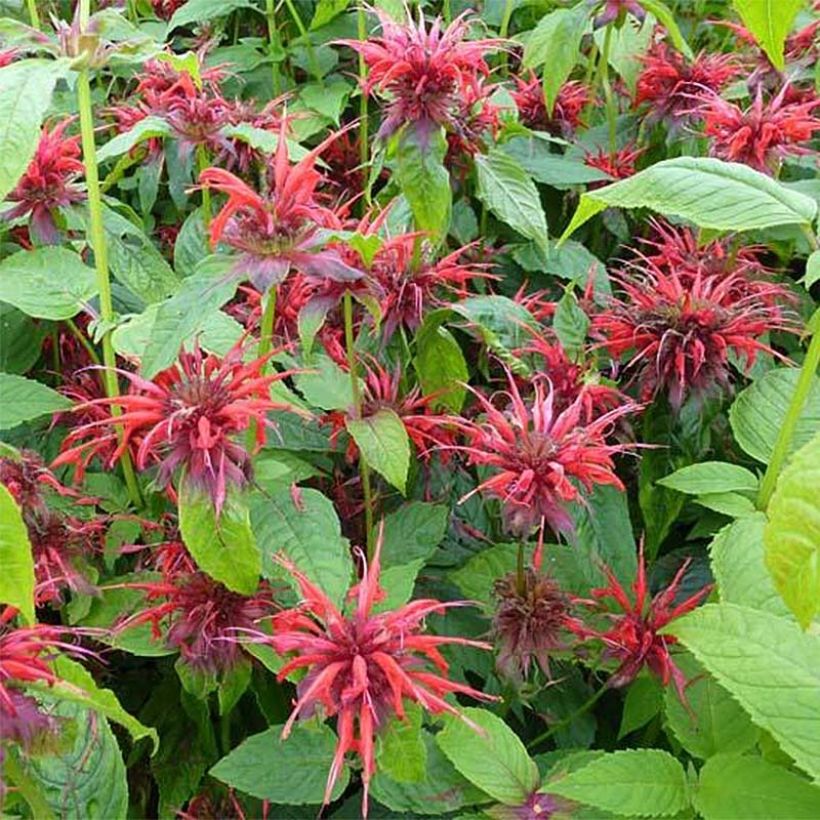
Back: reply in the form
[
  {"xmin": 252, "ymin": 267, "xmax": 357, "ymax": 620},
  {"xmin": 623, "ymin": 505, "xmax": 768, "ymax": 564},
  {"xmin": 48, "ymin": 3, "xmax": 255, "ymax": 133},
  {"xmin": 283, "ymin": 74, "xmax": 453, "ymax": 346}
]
[
  {"xmin": 379, "ymin": 501, "xmax": 449, "ymax": 567},
  {"xmin": 0, "ymin": 373, "xmax": 72, "ymax": 430},
  {"xmin": 376, "ymin": 705, "xmax": 427, "ymax": 784},
  {"xmin": 0, "ymin": 483, "xmax": 36, "ymax": 624},
  {"xmin": 731, "ymin": 0, "xmax": 806, "ymax": 70},
  {"xmin": 346, "ymin": 409, "xmax": 410, "ymax": 493},
  {"xmin": 658, "ymin": 462, "xmax": 758, "ymax": 495}
]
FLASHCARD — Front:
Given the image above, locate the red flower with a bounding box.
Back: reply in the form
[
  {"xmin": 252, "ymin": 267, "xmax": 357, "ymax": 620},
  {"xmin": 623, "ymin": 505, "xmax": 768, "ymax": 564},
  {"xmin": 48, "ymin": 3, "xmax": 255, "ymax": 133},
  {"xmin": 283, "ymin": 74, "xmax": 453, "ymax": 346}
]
[
  {"xmin": 697, "ymin": 85, "xmax": 820, "ymax": 174},
  {"xmin": 512, "ymin": 74, "xmax": 590, "ymax": 136},
  {"xmin": 54, "ymin": 344, "xmax": 302, "ymax": 514},
  {"xmin": 568, "ymin": 545, "xmax": 711, "ymax": 703},
  {"xmin": 592, "ymin": 263, "xmax": 795, "ymax": 408},
  {"xmin": 635, "ymin": 42, "xmax": 738, "ymax": 129},
  {"xmin": 584, "ymin": 144, "xmax": 644, "ymax": 180},
  {"xmin": 263, "ymin": 530, "xmax": 496, "ymax": 816},
  {"xmin": 591, "ymin": 0, "xmax": 646, "ymax": 28},
  {"xmin": 199, "ymin": 123, "xmax": 361, "ymax": 293},
  {"xmin": 150, "ymin": 0, "xmax": 186, "ymax": 20},
  {"xmin": 446, "ymin": 79, "xmax": 500, "ymax": 169},
  {"xmin": 450, "ymin": 371, "xmax": 638, "ymax": 552},
  {"xmin": 3, "ymin": 119, "xmax": 84, "ymax": 244},
  {"xmin": 342, "ymin": 9, "xmax": 503, "ymax": 140}
]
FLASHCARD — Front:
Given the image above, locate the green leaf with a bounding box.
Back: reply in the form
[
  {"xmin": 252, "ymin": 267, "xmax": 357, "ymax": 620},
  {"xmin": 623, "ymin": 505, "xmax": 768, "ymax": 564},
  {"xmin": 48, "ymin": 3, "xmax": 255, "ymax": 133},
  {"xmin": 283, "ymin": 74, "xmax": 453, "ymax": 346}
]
[
  {"xmin": 447, "ymin": 294, "xmax": 539, "ymax": 356},
  {"xmin": 294, "ymin": 354, "xmax": 354, "ymax": 410},
  {"xmin": 250, "ymin": 488, "xmax": 353, "ymax": 608},
  {"xmin": 710, "ymin": 514, "xmax": 792, "ymax": 617},
  {"xmin": 96, "ymin": 115, "xmax": 171, "ymax": 163},
  {"xmin": 521, "ymin": 5, "xmax": 588, "ymax": 114},
  {"xmin": 311, "ymin": 0, "xmax": 350, "ymax": 29},
  {"xmin": 475, "ymin": 149, "xmax": 549, "ymax": 253},
  {"xmin": 178, "ymin": 478, "xmax": 261, "ymax": 596},
  {"xmin": 0, "ymin": 304, "xmax": 49, "ymax": 375},
  {"xmin": 552, "ymin": 288, "xmax": 589, "ymax": 358},
  {"xmin": 210, "ymin": 722, "xmax": 349, "ymax": 803},
  {"xmin": 731, "ymin": 0, "xmax": 805, "ymax": 71},
  {"xmin": 377, "ymin": 705, "xmax": 428, "ymax": 784},
  {"xmin": 697, "ymin": 754, "xmax": 820, "ymax": 819},
  {"xmin": 560, "ymin": 158, "xmax": 818, "ymax": 241},
  {"xmin": 450, "ymin": 543, "xmax": 534, "ymax": 607},
  {"xmin": 730, "ymin": 368, "xmax": 820, "ymax": 464},
  {"xmin": 543, "ymin": 749, "xmax": 689, "ymax": 817},
  {"xmin": 394, "ymin": 125, "xmax": 451, "ymax": 240},
  {"xmin": 168, "ymin": 0, "xmax": 260, "ymax": 32},
  {"xmin": 27, "ymin": 700, "xmax": 129, "ymax": 820},
  {"xmin": 346, "ymin": 409, "xmax": 410, "ymax": 494},
  {"xmin": 0, "ymin": 483, "xmax": 35, "ymax": 625},
  {"xmin": 375, "ymin": 559, "xmax": 424, "ymax": 611},
  {"xmin": 803, "ymin": 250, "xmax": 820, "ymax": 289},
  {"xmin": 592, "ymin": 13, "xmax": 654, "ymax": 96},
  {"xmin": 618, "ymin": 676, "xmax": 663, "ymax": 739},
  {"xmin": 218, "ymin": 656, "xmax": 252, "ymax": 716},
  {"xmin": 640, "ymin": 0, "xmax": 693, "ymax": 59},
  {"xmin": 658, "ymin": 462, "xmax": 759, "ymax": 495},
  {"xmin": 502, "ymin": 138, "xmax": 612, "ymax": 188},
  {"xmin": 0, "ymin": 59, "xmax": 68, "ymax": 202},
  {"xmin": 663, "ymin": 654, "xmax": 757, "ymax": 759},
  {"xmin": 414, "ymin": 321, "xmax": 468, "ymax": 412},
  {"xmin": 0, "ymin": 247, "xmax": 98, "ymax": 321},
  {"xmin": 0, "ymin": 373, "xmax": 72, "ymax": 430},
  {"xmin": 695, "ymin": 491, "xmax": 756, "ymax": 518},
  {"xmin": 764, "ymin": 433, "xmax": 820, "ymax": 629},
  {"xmin": 379, "ymin": 502, "xmax": 449, "ymax": 568},
  {"xmin": 437, "ymin": 708, "xmax": 539, "ymax": 805},
  {"xmin": 668, "ymin": 603, "xmax": 820, "ymax": 780}
]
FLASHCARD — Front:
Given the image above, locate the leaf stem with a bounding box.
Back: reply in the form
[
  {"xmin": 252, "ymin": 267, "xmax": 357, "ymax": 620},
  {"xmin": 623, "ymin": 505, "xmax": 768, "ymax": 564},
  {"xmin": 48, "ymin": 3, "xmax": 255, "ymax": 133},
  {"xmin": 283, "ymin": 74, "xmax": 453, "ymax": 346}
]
[
  {"xmin": 265, "ymin": 0, "xmax": 282, "ymax": 95},
  {"xmin": 66, "ymin": 318, "xmax": 102, "ymax": 367},
  {"xmin": 757, "ymin": 315, "xmax": 820, "ymax": 509},
  {"xmin": 499, "ymin": 0, "xmax": 514, "ymax": 76},
  {"xmin": 282, "ymin": 0, "xmax": 322, "ymax": 83},
  {"xmin": 247, "ymin": 289, "xmax": 277, "ymax": 450},
  {"xmin": 3, "ymin": 748, "xmax": 56, "ymax": 820},
  {"xmin": 77, "ymin": 56, "xmax": 142, "ymax": 510},
  {"xmin": 196, "ymin": 145, "xmax": 212, "ymax": 232},
  {"xmin": 26, "ymin": 0, "xmax": 40, "ymax": 29},
  {"xmin": 600, "ymin": 24, "xmax": 617, "ymax": 156},
  {"xmin": 527, "ymin": 684, "xmax": 608, "ymax": 750},
  {"xmin": 343, "ymin": 290, "xmax": 374, "ymax": 557}
]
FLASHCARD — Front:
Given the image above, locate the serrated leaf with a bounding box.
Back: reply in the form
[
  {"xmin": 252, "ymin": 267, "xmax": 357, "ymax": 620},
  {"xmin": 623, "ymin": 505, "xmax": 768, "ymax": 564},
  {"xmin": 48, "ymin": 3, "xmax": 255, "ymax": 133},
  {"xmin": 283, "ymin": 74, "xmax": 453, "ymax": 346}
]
[
  {"xmin": 730, "ymin": 368, "xmax": 820, "ymax": 464},
  {"xmin": 475, "ymin": 149, "xmax": 548, "ymax": 253},
  {"xmin": 448, "ymin": 294, "xmax": 539, "ymax": 354},
  {"xmin": 543, "ymin": 749, "xmax": 689, "ymax": 817},
  {"xmin": 0, "ymin": 247, "xmax": 98, "ymax": 320},
  {"xmin": 694, "ymin": 753, "xmax": 820, "ymax": 819},
  {"xmin": 618, "ymin": 676, "xmax": 663, "ymax": 739},
  {"xmin": 377, "ymin": 705, "xmax": 427, "ymax": 784},
  {"xmin": 178, "ymin": 478, "xmax": 261, "ymax": 596},
  {"xmin": 695, "ymin": 491, "xmax": 756, "ymax": 518},
  {"xmin": 414, "ymin": 321, "xmax": 468, "ymax": 412},
  {"xmin": 561, "ymin": 158, "xmax": 817, "ymax": 241},
  {"xmin": 0, "ymin": 483, "xmax": 35, "ymax": 625},
  {"xmin": 96, "ymin": 115, "xmax": 171, "ymax": 163},
  {"xmin": 210, "ymin": 722, "xmax": 349, "ymax": 803},
  {"xmin": 552, "ymin": 288, "xmax": 589, "ymax": 358},
  {"xmin": 437, "ymin": 708, "xmax": 539, "ymax": 805},
  {"xmin": 0, "ymin": 373, "xmax": 72, "ymax": 430},
  {"xmin": 294, "ymin": 354, "xmax": 354, "ymax": 410},
  {"xmin": 375, "ymin": 559, "xmax": 424, "ymax": 611},
  {"xmin": 502, "ymin": 138, "xmax": 612, "ymax": 188},
  {"xmin": 731, "ymin": 0, "xmax": 805, "ymax": 71},
  {"xmin": 250, "ymin": 488, "xmax": 353, "ymax": 608},
  {"xmin": 450, "ymin": 543, "xmax": 535, "ymax": 607},
  {"xmin": 658, "ymin": 462, "xmax": 758, "ymax": 495},
  {"xmin": 764, "ymin": 433, "xmax": 820, "ymax": 629},
  {"xmin": 667, "ymin": 603, "xmax": 820, "ymax": 780},
  {"xmin": 379, "ymin": 502, "xmax": 449, "ymax": 568},
  {"xmin": 346, "ymin": 409, "xmax": 410, "ymax": 494}
]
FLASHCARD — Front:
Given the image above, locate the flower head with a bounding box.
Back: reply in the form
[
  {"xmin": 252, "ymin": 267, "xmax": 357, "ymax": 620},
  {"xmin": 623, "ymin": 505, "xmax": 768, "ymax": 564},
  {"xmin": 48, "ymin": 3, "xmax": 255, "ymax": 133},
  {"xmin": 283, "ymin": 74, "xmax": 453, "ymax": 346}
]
[
  {"xmin": 55, "ymin": 343, "xmax": 302, "ymax": 513},
  {"xmin": 343, "ymin": 9, "xmax": 503, "ymax": 140},
  {"xmin": 592, "ymin": 263, "xmax": 795, "ymax": 408},
  {"xmin": 3, "ymin": 120, "xmax": 84, "ymax": 244},
  {"xmin": 265, "ymin": 529, "xmax": 496, "ymax": 816},
  {"xmin": 512, "ymin": 75, "xmax": 590, "ymax": 136},
  {"xmin": 451, "ymin": 371, "xmax": 638, "ymax": 551},
  {"xmin": 584, "ymin": 144, "xmax": 644, "ymax": 180},
  {"xmin": 568, "ymin": 545, "xmax": 711, "ymax": 703},
  {"xmin": 697, "ymin": 85, "xmax": 820, "ymax": 174},
  {"xmin": 591, "ymin": 0, "xmax": 646, "ymax": 29}
]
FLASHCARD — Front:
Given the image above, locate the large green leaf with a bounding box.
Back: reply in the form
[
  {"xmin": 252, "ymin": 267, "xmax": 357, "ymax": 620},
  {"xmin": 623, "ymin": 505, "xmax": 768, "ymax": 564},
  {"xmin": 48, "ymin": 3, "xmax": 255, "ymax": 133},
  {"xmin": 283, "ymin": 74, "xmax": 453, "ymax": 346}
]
[
  {"xmin": 0, "ymin": 483, "xmax": 36, "ymax": 625},
  {"xmin": 210, "ymin": 722, "xmax": 349, "ymax": 804},
  {"xmin": 377, "ymin": 705, "xmax": 427, "ymax": 784},
  {"xmin": 668, "ymin": 603, "xmax": 820, "ymax": 779},
  {"xmin": 178, "ymin": 478, "xmax": 261, "ymax": 596},
  {"xmin": 0, "ymin": 59, "xmax": 69, "ymax": 201},
  {"xmin": 543, "ymin": 749, "xmax": 689, "ymax": 817},
  {"xmin": 250, "ymin": 487, "xmax": 353, "ymax": 608},
  {"xmin": 521, "ymin": 4, "xmax": 588, "ymax": 114},
  {"xmin": 437, "ymin": 708, "xmax": 539, "ymax": 805},
  {"xmin": 394, "ymin": 125, "xmax": 451, "ymax": 240},
  {"xmin": 475, "ymin": 149, "xmax": 548, "ymax": 254},
  {"xmin": 764, "ymin": 433, "xmax": 820, "ymax": 629},
  {"xmin": 346, "ymin": 409, "xmax": 410, "ymax": 494},
  {"xmin": 413, "ymin": 321, "xmax": 468, "ymax": 412},
  {"xmin": 560, "ymin": 158, "xmax": 817, "ymax": 240},
  {"xmin": 0, "ymin": 248, "xmax": 98, "ymax": 320},
  {"xmin": 657, "ymin": 462, "xmax": 758, "ymax": 495},
  {"xmin": 730, "ymin": 368, "xmax": 820, "ymax": 464},
  {"xmin": 640, "ymin": 0, "xmax": 693, "ymax": 58},
  {"xmin": 379, "ymin": 502, "xmax": 449, "ymax": 568},
  {"xmin": 168, "ymin": 0, "xmax": 260, "ymax": 31},
  {"xmin": 731, "ymin": 0, "xmax": 806, "ymax": 71},
  {"xmin": 446, "ymin": 294, "xmax": 539, "ymax": 359},
  {"xmin": 96, "ymin": 115, "xmax": 172, "ymax": 163},
  {"xmin": 0, "ymin": 373, "xmax": 72, "ymax": 430},
  {"xmin": 502, "ymin": 138, "xmax": 612, "ymax": 189},
  {"xmin": 450, "ymin": 543, "xmax": 534, "ymax": 607},
  {"xmin": 694, "ymin": 754, "xmax": 820, "ymax": 819}
]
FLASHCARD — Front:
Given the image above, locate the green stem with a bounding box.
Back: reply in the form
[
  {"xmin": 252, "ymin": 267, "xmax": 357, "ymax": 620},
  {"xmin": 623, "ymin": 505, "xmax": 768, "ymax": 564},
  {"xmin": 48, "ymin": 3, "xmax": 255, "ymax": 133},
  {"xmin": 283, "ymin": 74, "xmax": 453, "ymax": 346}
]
[
  {"xmin": 600, "ymin": 24, "xmax": 617, "ymax": 156},
  {"xmin": 77, "ymin": 61, "xmax": 142, "ymax": 510},
  {"xmin": 196, "ymin": 145, "xmax": 212, "ymax": 232},
  {"xmin": 343, "ymin": 291, "xmax": 374, "ymax": 558},
  {"xmin": 527, "ymin": 685, "xmax": 608, "ymax": 750},
  {"xmin": 265, "ymin": 0, "xmax": 282, "ymax": 95},
  {"xmin": 3, "ymin": 748, "xmax": 56, "ymax": 820},
  {"xmin": 499, "ymin": 0, "xmax": 514, "ymax": 76},
  {"xmin": 757, "ymin": 317, "xmax": 820, "ymax": 509},
  {"xmin": 247, "ymin": 289, "xmax": 277, "ymax": 450},
  {"xmin": 66, "ymin": 318, "xmax": 101, "ymax": 367},
  {"xmin": 357, "ymin": 2, "xmax": 369, "ymax": 180},
  {"xmin": 442, "ymin": 0, "xmax": 451, "ymax": 24},
  {"xmin": 282, "ymin": 0, "xmax": 322, "ymax": 83},
  {"xmin": 25, "ymin": 0, "xmax": 40, "ymax": 29}
]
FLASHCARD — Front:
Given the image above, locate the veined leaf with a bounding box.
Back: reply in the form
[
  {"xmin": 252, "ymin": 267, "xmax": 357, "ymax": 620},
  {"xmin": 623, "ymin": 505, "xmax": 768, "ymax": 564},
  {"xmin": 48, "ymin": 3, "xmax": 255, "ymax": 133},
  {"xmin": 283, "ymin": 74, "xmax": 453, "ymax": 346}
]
[
  {"xmin": 346, "ymin": 409, "xmax": 410, "ymax": 494},
  {"xmin": 658, "ymin": 462, "xmax": 758, "ymax": 495},
  {"xmin": 96, "ymin": 115, "xmax": 171, "ymax": 163},
  {"xmin": 168, "ymin": 0, "xmax": 260, "ymax": 32},
  {"xmin": 0, "ymin": 484, "xmax": 36, "ymax": 625},
  {"xmin": 0, "ymin": 373, "xmax": 72, "ymax": 431},
  {"xmin": 414, "ymin": 319, "xmax": 468, "ymax": 412},
  {"xmin": 377, "ymin": 705, "xmax": 427, "ymax": 784},
  {"xmin": 731, "ymin": 0, "xmax": 806, "ymax": 71},
  {"xmin": 640, "ymin": 0, "xmax": 693, "ymax": 58},
  {"xmin": 379, "ymin": 502, "xmax": 449, "ymax": 567}
]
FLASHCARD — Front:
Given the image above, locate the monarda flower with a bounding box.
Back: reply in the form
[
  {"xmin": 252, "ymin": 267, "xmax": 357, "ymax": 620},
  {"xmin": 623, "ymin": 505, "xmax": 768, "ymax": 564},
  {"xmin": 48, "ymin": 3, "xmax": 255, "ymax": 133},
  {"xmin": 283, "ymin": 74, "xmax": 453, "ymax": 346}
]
[
  {"xmin": 263, "ymin": 533, "xmax": 497, "ymax": 816},
  {"xmin": 54, "ymin": 344, "xmax": 302, "ymax": 513},
  {"xmin": 592, "ymin": 265, "xmax": 794, "ymax": 408},
  {"xmin": 635, "ymin": 42, "xmax": 738, "ymax": 130},
  {"xmin": 591, "ymin": 0, "xmax": 646, "ymax": 29},
  {"xmin": 584, "ymin": 144, "xmax": 644, "ymax": 180},
  {"xmin": 697, "ymin": 85, "xmax": 820, "ymax": 174},
  {"xmin": 2, "ymin": 119, "xmax": 84, "ymax": 244},
  {"xmin": 512, "ymin": 74, "xmax": 590, "ymax": 136},
  {"xmin": 568, "ymin": 546, "xmax": 711, "ymax": 703},
  {"xmin": 450, "ymin": 372, "xmax": 638, "ymax": 553},
  {"xmin": 342, "ymin": 9, "xmax": 503, "ymax": 141},
  {"xmin": 492, "ymin": 569, "xmax": 569, "ymax": 682},
  {"xmin": 199, "ymin": 123, "xmax": 361, "ymax": 293}
]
